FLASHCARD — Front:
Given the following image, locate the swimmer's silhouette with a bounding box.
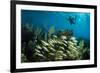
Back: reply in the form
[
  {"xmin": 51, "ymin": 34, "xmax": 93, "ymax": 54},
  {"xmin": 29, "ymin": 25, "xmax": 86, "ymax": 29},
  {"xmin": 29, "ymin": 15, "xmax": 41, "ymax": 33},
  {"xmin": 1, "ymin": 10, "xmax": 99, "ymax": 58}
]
[{"xmin": 67, "ymin": 16, "xmax": 77, "ymax": 25}]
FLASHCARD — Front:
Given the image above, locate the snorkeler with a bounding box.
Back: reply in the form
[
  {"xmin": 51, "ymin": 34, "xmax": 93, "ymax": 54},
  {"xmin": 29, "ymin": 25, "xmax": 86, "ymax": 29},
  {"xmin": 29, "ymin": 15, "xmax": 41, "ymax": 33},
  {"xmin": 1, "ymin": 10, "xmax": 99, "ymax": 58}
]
[{"xmin": 67, "ymin": 15, "xmax": 77, "ymax": 25}]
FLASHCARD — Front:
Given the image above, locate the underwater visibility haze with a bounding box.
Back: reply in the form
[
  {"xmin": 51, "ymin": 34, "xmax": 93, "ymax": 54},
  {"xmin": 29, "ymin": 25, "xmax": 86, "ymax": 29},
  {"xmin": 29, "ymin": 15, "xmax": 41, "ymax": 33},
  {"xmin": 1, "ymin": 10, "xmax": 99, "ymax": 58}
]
[{"xmin": 21, "ymin": 10, "xmax": 90, "ymax": 62}]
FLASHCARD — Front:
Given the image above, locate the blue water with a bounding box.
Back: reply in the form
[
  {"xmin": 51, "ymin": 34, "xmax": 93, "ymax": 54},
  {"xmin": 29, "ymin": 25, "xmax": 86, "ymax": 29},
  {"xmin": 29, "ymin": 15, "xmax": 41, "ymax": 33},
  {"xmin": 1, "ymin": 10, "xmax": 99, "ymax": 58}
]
[{"xmin": 21, "ymin": 10, "xmax": 90, "ymax": 40}]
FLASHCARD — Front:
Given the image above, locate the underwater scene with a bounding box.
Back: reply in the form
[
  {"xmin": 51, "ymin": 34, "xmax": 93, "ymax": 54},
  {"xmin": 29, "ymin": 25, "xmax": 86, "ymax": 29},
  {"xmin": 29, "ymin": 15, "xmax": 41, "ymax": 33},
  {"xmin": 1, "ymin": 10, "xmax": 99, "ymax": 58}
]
[{"xmin": 21, "ymin": 10, "xmax": 90, "ymax": 63}]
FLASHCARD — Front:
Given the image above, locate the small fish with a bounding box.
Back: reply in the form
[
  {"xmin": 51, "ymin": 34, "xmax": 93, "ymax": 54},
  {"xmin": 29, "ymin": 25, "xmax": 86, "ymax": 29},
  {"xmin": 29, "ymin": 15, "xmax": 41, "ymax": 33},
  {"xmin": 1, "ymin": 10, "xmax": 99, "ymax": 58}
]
[
  {"xmin": 68, "ymin": 44, "xmax": 77, "ymax": 50},
  {"xmin": 61, "ymin": 35, "xmax": 67, "ymax": 40},
  {"xmin": 62, "ymin": 43, "xmax": 67, "ymax": 47},
  {"xmin": 63, "ymin": 40, "xmax": 68, "ymax": 44},
  {"xmin": 57, "ymin": 41, "xmax": 62, "ymax": 44},
  {"xmin": 35, "ymin": 52, "xmax": 45, "ymax": 58},
  {"xmin": 35, "ymin": 49, "xmax": 41, "ymax": 53},
  {"xmin": 41, "ymin": 40, "xmax": 49, "ymax": 46},
  {"xmin": 48, "ymin": 39, "xmax": 54, "ymax": 47},
  {"xmin": 70, "ymin": 37, "xmax": 76, "ymax": 40},
  {"xmin": 63, "ymin": 54, "xmax": 67, "ymax": 58},
  {"xmin": 52, "ymin": 35, "xmax": 57, "ymax": 39},
  {"xmin": 36, "ymin": 45, "xmax": 42, "ymax": 50},
  {"xmin": 70, "ymin": 37, "xmax": 78, "ymax": 43},
  {"xmin": 59, "ymin": 46, "xmax": 65, "ymax": 51},
  {"xmin": 68, "ymin": 41, "xmax": 76, "ymax": 46},
  {"xmin": 49, "ymin": 53, "xmax": 55, "ymax": 56},
  {"xmin": 42, "ymin": 46, "xmax": 49, "ymax": 52},
  {"xmin": 49, "ymin": 47, "xmax": 56, "ymax": 52}
]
